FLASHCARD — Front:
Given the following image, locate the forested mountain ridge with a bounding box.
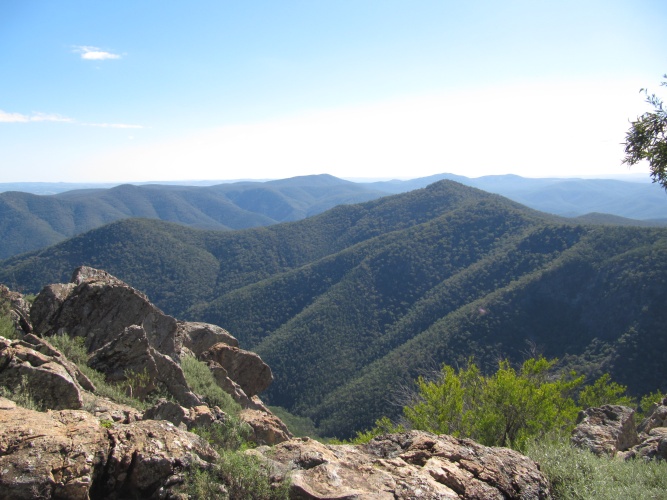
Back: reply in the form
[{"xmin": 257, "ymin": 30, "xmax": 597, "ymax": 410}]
[
  {"xmin": 1, "ymin": 180, "xmax": 665, "ymax": 438},
  {"xmin": 1, "ymin": 173, "xmax": 665, "ymax": 261},
  {"xmin": 0, "ymin": 174, "xmax": 385, "ymax": 259}
]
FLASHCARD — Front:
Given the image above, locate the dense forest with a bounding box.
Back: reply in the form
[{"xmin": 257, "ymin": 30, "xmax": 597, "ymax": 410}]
[{"xmin": 1, "ymin": 180, "xmax": 665, "ymax": 437}]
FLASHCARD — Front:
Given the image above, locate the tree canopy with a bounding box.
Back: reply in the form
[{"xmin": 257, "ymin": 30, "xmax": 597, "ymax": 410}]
[{"xmin": 623, "ymin": 75, "xmax": 667, "ymax": 192}]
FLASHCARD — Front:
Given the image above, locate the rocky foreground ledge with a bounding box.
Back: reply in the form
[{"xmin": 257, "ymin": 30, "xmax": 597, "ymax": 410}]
[{"xmin": 0, "ymin": 267, "xmax": 552, "ymax": 499}]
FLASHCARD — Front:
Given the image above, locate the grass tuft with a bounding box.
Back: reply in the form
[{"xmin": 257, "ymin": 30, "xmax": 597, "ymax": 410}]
[{"xmin": 525, "ymin": 435, "xmax": 667, "ymax": 499}]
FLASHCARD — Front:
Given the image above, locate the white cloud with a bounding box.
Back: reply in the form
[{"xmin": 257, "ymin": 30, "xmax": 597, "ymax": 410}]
[
  {"xmin": 0, "ymin": 109, "xmax": 141, "ymax": 129},
  {"xmin": 73, "ymin": 45, "xmax": 121, "ymax": 60},
  {"xmin": 0, "ymin": 110, "xmax": 73, "ymax": 123}
]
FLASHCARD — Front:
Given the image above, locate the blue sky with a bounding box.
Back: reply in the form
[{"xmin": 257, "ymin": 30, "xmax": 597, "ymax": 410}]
[{"xmin": 1, "ymin": 1, "xmax": 666, "ymax": 183}]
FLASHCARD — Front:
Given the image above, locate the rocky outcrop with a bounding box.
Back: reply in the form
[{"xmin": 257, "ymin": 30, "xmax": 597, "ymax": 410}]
[
  {"xmin": 201, "ymin": 343, "xmax": 273, "ymax": 397},
  {"xmin": 251, "ymin": 431, "xmax": 550, "ymax": 499},
  {"xmin": 0, "ymin": 334, "xmax": 96, "ymax": 410},
  {"xmin": 0, "ymin": 401, "xmax": 216, "ymax": 499},
  {"xmin": 618, "ymin": 396, "xmax": 667, "ymax": 461},
  {"xmin": 179, "ymin": 321, "xmax": 238, "ymax": 356},
  {"xmin": 29, "ymin": 266, "xmax": 279, "ymax": 407}
]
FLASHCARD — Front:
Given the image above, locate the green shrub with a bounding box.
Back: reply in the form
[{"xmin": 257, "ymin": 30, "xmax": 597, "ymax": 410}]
[
  {"xmin": 191, "ymin": 417, "xmax": 251, "ymax": 452},
  {"xmin": 0, "ymin": 375, "xmax": 43, "ymax": 411},
  {"xmin": 181, "ymin": 355, "xmax": 241, "ymax": 415},
  {"xmin": 578, "ymin": 373, "xmax": 636, "ymax": 409},
  {"xmin": 48, "ymin": 332, "xmax": 147, "ymax": 410},
  {"xmin": 404, "ymin": 357, "xmax": 583, "ymax": 450},
  {"xmin": 0, "ymin": 312, "xmax": 16, "ymax": 339},
  {"xmin": 526, "ymin": 435, "xmax": 667, "ymax": 499}
]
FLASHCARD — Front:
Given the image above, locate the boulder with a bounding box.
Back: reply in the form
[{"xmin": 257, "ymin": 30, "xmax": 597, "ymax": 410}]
[
  {"xmin": 101, "ymin": 419, "xmax": 217, "ymax": 498},
  {"xmin": 179, "ymin": 321, "xmax": 238, "ymax": 356},
  {"xmin": 571, "ymin": 405, "xmax": 639, "ymax": 457},
  {"xmin": 251, "ymin": 431, "xmax": 550, "ymax": 499},
  {"xmin": 201, "ymin": 343, "xmax": 273, "ymax": 397},
  {"xmin": 239, "ymin": 408, "xmax": 292, "ymax": 446},
  {"xmin": 0, "ymin": 403, "xmax": 217, "ymax": 500}
]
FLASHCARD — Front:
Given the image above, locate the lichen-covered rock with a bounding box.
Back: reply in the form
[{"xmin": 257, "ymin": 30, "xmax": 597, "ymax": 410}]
[
  {"xmin": 0, "ymin": 403, "xmax": 217, "ymax": 499},
  {"xmin": 100, "ymin": 419, "xmax": 218, "ymax": 498},
  {"xmin": 251, "ymin": 431, "xmax": 551, "ymax": 499},
  {"xmin": 571, "ymin": 405, "xmax": 638, "ymax": 457},
  {"xmin": 0, "ymin": 405, "xmax": 110, "ymax": 499}
]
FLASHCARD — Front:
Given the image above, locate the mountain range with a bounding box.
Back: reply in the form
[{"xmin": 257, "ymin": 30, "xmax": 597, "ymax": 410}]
[
  {"xmin": 1, "ymin": 179, "xmax": 665, "ymax": 438},
  {"xmin": 0, "ymin": 173, "xmax": 664, "ymax": 260}
]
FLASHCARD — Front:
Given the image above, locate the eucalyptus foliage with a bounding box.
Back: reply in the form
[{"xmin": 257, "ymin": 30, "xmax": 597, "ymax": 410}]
[{"xmin": 623, "ymin": 75, "xmax": 667, "ymax": 191}]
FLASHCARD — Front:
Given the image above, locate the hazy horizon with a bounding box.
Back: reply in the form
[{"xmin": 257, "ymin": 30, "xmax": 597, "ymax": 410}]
[{"xmin": 2, "ymin": 1, "xmax": 664, "ymax": 183}]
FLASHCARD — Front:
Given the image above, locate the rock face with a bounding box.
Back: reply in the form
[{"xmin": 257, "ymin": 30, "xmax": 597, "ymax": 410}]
[
  {"xmin": 252, "ymin": 431, "xmax": 551, "ymax": 499},
  {"xmin": 0, "ymin": 401, "xmax": 216, "ymax": 499},
  {"xmin": 28, "ymin": 267, "xmax": 285, "ymax": 430}
]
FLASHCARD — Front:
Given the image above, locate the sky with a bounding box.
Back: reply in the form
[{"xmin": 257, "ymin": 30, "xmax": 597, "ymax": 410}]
[{"xmin": 1, "ymin": 0, "xmax": 666, "ymax": 183}]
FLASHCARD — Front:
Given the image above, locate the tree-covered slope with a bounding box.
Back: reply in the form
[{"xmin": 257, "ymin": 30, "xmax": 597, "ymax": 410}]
[
  {"xmin": 1, "ymin": 180, "xmax": 665, "ymax": 438},
  {"xmin": 0, "ymin": 174, "xmax": 386, "ymax": 259}
]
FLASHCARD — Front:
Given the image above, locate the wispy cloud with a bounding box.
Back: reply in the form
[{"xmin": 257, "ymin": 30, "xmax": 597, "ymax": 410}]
[
  {"xmin": 0, "ymin": 109, "xmax": 142, "ymax": 128},
  {"xmin": 83, "ymin": 122, "xmax": 144, "ymax": 129},
  {"xmin": 0, "ymin": 110, "xmax": 73, "ymax": 123},
  {"xmin": 73, "ymin": 45, "xmax": 121, "ymax": 60}
]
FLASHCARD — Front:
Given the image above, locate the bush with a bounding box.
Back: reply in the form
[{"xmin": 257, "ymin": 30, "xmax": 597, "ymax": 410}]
[
  {"xmin": 578, "ymin": 373, "xmax": 636, "ymax": 409},
  {"xmin": 191, "ymin": 417, "xmax": 251, "ymax": 452},
  {"xmin": 403, "ymin": 357, "xmax": 583, "ymax": 449},
  {"xmin": 0, "ymin": 375, "xmax": 43, "ymax": 411},
  {"xmin": 0, "ymin": 312, "xmax": 16, "ymax": 339}
]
